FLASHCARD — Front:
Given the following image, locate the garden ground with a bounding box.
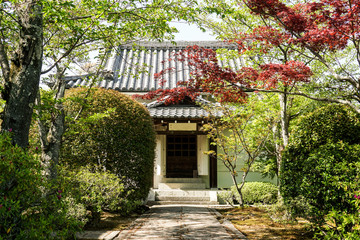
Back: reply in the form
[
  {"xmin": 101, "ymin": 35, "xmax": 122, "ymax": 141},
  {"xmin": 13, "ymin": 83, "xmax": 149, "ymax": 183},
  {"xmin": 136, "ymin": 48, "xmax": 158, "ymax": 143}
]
[
  {"xmin": 217, "ymin": 206, "xmax": 314, "ymax": 239},
  {"xmin": 77, "ymin": 205, "xmax": 313, "ymax": 239}
]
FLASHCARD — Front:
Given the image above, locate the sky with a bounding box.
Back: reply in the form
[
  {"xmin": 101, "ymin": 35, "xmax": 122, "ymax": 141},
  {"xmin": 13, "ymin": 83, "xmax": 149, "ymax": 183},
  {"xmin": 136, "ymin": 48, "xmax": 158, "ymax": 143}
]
[{"xmin": 170, "ymin": 22, "xmax": 216, "ymax": 41}]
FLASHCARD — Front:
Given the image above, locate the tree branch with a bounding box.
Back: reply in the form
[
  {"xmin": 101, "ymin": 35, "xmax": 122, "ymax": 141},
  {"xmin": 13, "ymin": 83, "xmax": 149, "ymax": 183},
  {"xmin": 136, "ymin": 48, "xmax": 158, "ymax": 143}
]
[
  {"xmin": 41, "ymin": 39, "xmax": 97, "ymax": 74},
  {"xmin": 0, "ymin": 38, "xmax": 10, "ymax": 82},
  {"xmin": 41, "ymin": 1, "xmax": 117, "ymax": 74},
  {"xmin": 239, "ymin": 85, "xmax": 360, "ymax": 113}
]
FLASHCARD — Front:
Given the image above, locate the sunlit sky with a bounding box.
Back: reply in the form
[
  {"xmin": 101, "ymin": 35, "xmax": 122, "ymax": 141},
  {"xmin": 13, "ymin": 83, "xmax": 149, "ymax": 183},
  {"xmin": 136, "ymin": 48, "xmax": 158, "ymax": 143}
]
[{"xmin": 170, "ymin": 22, "xmax": 216, "ymax": 41}]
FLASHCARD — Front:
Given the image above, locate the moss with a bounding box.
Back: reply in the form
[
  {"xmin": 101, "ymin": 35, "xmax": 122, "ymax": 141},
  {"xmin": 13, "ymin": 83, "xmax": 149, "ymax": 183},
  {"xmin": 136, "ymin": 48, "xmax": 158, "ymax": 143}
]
[{"xmin": 217, "ymin": 207, "xmax": 314, "ymax": 239}]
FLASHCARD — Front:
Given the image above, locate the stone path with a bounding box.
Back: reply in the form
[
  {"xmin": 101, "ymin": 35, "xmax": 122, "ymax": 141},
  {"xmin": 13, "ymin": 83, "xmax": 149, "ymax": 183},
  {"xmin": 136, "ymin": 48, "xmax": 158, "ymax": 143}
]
[{"xmin": 114, "ymin": 205, "xmax": 247, "ymax": 240}]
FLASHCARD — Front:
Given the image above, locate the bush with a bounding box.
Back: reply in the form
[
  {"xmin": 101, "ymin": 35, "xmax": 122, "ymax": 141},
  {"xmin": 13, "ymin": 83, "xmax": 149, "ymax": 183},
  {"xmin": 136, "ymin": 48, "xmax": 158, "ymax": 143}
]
[
  {"xmin": 230, "ymin": 182, "xmax": 278, "ymax": 205},
  {"xmin": 217, "ymin": 190, "xmax": 235, "ymax": 205},
  {"xmin": 60, "ymin": 166, "xmax": 128, "ymax": 225},
  {"xmin": 281, "ymin": 104, "xmax": 360, "ymax": 237},
  {"xmin": 218, "ymin": 182, "xmax": 278, "ymax": 205},
  {"xmin": 0, "ymin": 131, "xmax": 83, "ymax": 239},
  {"xmin": 267, "ymin": 200, "xmax": 295, "ymax": 223},
  {"xmin": 62, "ymin": 87, "xmax": 156, "ymax": 201}
]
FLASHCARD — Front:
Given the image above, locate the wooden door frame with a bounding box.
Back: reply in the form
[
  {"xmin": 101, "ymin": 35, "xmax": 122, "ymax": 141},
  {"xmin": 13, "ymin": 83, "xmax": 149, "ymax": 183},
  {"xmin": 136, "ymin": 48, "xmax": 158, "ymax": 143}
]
[{"xmin": 166, "ymin": 134, "xmax": 197, "ymax": 178}]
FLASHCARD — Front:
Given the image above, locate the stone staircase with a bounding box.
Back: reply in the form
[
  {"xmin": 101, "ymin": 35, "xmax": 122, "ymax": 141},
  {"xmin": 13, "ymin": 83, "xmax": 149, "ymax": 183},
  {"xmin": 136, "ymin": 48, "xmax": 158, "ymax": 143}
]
[
  {"xmin": 147, "ymin": 178, "xmax": 218, "ymax": 205},
  {"xmin": 158, "ymin": 178, "xmax": 206, "ymax": 190}
]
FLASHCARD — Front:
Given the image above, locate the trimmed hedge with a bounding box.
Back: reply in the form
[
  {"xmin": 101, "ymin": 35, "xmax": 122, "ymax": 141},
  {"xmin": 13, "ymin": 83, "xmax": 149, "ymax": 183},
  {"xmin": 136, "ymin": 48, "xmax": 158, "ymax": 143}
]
[
  {"xmin": 232, "ymin": 182, "xmax": 278, "ymax": 205},
  {"xmin": 61, "ymin": 87, "xmax": 156, "ymax": 201},
  {"xmin": 281, "ymin": 104, "xmax": 360, "ymax": 237},
  {"xmin": 218, "ymin": 182, "xmax": 278, "ymax": 205}
]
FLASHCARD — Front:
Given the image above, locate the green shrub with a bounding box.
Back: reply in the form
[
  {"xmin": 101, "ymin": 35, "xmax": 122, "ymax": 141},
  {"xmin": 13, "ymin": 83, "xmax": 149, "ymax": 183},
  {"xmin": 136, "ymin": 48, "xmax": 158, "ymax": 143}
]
[
  {"xmin": 60, "ymin": 166, "xmax": 126, "ymax": 225},
  {"xmin": 281, "ymin": 104, "xmax": 360, "ymax": 237},
  {"xmin": 217, "ymin": 190, "xmax": 235, "ymax": 205},
  {"xmin": 267, "ymin": 200, "xmax": 295, "ymax": 223},
  {"xmin": 320, "ymin": 208, "xmax": 360, "ymax": 240},
  {"xmin": 0, "ymin": 131, "xmax": 83, "ymax": 239},
  {"xmin": 231, "ymin": 182, "xmax": 278, "ymax": 205},
  {"xmin": 62, "ymin": 87, "xmax": 156, "ymax": 201}
]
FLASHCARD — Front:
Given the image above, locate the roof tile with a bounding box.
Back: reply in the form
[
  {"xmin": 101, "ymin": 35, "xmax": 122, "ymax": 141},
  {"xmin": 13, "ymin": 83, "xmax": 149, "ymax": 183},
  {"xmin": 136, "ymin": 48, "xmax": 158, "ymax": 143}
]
[{"xmin": 65, "ymin": 41, "xmax": 239, "ymax": 92}]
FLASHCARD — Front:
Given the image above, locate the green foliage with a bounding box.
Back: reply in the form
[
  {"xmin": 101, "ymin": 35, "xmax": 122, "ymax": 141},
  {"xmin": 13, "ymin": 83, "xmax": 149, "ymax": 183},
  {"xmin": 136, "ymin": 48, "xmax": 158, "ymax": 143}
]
[
  {"xmin": 60, "ymin": 166, "xmax": 126, "ymax": 224},
  {"xmin": 62, "ymin": 87, "xmax": 156, "ymax": 201},
  {"xmin": 217, "ymin": 182, "xmax": 278, "ymax": 206},
  {"xmin": 267, "ymin": 200, "xmax": 295, "ymax": 223},
  {"xmin": 0, "ymin": 131, "xmax": 83, "ymax": 239},
  {"xmin": 319, "ymin": 207, "xmax": 360, "ymax": 240},
  {"xmin": 253, "ymin": 96, "xmax": 326, "ymax": 180},
  {"xmin": 217, "ymin": 190, "xmax": 233, "ymax": 205},
  {"xmin": 203, "ymin": 95, "xmax": 273, "ymax": 206},
  {"xmin": 232, "ymin": 182, "xmax": 278, "ymax": 205},
  {"xmin": 281, "ymin": 104, "xmax": 360, "ymax": 237},
  {"xmin": 2, "ymin": 0, "xmax": 199, "ymax": 73}
]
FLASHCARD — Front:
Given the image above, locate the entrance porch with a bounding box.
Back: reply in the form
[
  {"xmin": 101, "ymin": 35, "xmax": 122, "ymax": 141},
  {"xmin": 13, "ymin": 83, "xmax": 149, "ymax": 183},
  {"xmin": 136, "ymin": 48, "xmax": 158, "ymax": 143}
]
[
  {"xmin": 153, "ymin": 133, "xmax": 217, "ymax": 190},
  {"xmin": 145, "ymin": 97, "xmax": 220, "ymax": 204},
  {"xmin": 149, "ymin": 133, "xmax": 219, "ymax": 204}
]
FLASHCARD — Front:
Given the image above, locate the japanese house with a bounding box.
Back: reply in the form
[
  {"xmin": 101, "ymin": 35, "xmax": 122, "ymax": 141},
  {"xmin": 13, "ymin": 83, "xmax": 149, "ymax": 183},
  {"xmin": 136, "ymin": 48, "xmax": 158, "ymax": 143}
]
[{"xmin": 66, "ymin": 41, "xmax": 275, "ymax": 203}]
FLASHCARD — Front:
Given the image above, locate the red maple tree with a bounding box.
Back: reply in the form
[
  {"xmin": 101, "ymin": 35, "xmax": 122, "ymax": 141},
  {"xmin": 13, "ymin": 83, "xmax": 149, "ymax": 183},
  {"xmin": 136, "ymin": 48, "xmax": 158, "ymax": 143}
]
[
  {"xmin": 141, "ymin": 44, "xmax": 311, "ymax": 104},
  {"xmin": 141, "ymin": 0, "xmax": 360, "ymax": 111}
]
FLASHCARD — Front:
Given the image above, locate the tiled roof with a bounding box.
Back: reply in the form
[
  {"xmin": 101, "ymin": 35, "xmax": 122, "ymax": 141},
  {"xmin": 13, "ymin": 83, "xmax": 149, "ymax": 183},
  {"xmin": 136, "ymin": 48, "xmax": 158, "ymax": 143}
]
[
  {"xmin": 146, "ymin": 96, "xmax": 222, "ymax": 119},
  {"xmin": 65, "ymin": 41, "xmax": 240, "ymax": 92},
  {"xmin": 148, "ymin": 106, "xmax": 215, "ymax": 119}
]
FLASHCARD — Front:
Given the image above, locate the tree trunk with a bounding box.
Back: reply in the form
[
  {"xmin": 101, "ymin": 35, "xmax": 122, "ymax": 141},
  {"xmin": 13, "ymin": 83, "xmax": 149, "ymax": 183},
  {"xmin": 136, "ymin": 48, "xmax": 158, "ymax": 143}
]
[
  {"xmin": 37, "ymin": 75, "xmax": 66, "ymax": 180},
  {"xmin": 277, "ymin": 92, "xmax": 290, "ymax": 199},
  {"xmin": 272, "ymin": 123, "xmax": 282, "ymax": 198},
  {"xmin": 230, "ymin": 172, "xmax": 244, "ymax": 206},
  {"xmin": 279, "ymin": 92, "xmax": 289, "ymax": 147},
  {"xmin": 1, "ymin": 1, "xmax": 43, "ymax": 148},
  {"xmin": 229, "ymin": 159, "xmax": 254, "ymax": 207}
]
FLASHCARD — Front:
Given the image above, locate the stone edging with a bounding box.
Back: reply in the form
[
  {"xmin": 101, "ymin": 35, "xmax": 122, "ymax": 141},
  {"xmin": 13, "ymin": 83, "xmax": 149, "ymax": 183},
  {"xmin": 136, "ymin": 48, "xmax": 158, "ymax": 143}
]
[{"xmin": 208, "ymin": 208, "xmax": 248, "ymax": 240}]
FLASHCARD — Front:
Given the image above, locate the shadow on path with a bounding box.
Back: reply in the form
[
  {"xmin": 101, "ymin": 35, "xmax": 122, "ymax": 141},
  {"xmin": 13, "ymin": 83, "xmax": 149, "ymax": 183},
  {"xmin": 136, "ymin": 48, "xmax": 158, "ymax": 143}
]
[{"xmin": 115, "ymin": 205, "xmax": 247, "ymax": 240}]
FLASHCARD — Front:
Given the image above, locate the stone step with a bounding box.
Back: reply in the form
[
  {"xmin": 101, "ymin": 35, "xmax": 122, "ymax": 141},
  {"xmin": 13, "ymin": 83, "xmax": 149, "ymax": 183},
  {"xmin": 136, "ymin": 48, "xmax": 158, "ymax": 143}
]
[
  {"xmin": 155, "ymin": 190, "xmax": 211, "ymax": 197},
  {"xmin": 147, "ymin": 201, "xmax": 218, "ymax": 205},
  {"xmin": 146, "ymin": 189, "xmax": 218, "ymax": 205},
  {"xmin": 156, "ymin": 196, "xmax": 210, "ymax": 201},
  {"xmin": 162, "ymin": 178, "xmax": 204, "ymax": 183},
  {"xmin": 158, "ymin": 182, "xmax": 206, "ymax": 190},
  {"xmin": 153, "ymin": 190, "xmax": 217, "ymax": 202}
]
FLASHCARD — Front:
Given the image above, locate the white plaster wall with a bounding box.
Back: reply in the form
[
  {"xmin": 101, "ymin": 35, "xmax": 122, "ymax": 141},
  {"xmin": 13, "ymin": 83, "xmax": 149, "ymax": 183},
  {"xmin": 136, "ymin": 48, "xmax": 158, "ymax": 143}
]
[
  {"xmin": 197, "ymin": 135, "xmax": 209, "ymax": 176},
  {"xmin": 216, "ymin": 129, "xmax": 278, "ymax": 188},
  {"xmin": 154, "ymin": 135, "xmax": 166, "ymax": 188}
]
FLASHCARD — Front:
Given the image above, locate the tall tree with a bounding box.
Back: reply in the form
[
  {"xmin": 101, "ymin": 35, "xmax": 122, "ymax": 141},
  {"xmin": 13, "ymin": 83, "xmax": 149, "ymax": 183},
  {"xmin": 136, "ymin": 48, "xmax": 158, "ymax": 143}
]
[
  {"xmin": 0, "ymin": 0, "xmax": 43, "ymax": 148},
  {"xmin": 0, "ymin": 0, "xmax": 197, "ymax": 148},
  {"xmin": 195, "ymin": 0, "xmax": 360, "ymax": 112},
  {"xmin": 141, "ymin": 0, "xmax": 360, "ymax": 189}
]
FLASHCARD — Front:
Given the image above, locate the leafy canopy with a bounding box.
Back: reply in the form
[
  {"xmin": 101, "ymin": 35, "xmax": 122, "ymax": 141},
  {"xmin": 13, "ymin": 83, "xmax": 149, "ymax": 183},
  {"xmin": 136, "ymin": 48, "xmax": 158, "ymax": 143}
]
[{"xmin": 142, "ymin": 0, "xmax": 360, "ymax": 114}]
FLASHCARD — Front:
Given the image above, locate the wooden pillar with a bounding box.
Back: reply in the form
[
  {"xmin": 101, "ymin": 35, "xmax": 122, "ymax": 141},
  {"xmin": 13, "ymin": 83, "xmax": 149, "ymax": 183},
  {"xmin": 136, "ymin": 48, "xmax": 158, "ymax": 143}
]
[{"xmin": 209, "ymin": 138, "xmax": 217, "ymax": 188}]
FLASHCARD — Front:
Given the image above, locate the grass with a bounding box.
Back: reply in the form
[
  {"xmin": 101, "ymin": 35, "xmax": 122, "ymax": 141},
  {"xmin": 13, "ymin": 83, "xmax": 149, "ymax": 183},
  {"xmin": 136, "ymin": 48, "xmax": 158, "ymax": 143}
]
[{"xmin": 217, "ymin": 206, "xmax": 314, "ymax": 240}]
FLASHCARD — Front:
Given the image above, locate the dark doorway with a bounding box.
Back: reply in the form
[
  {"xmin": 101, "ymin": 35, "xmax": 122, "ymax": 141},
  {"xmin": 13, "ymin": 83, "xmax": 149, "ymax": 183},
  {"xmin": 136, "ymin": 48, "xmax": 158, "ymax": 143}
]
[
  {"xmin": 166, "ymin": 135, "xmax": 197, "ymax": 178},
  {"xmin": 209, "ymin": 138, "xmax": 218, "ymax": 188}
]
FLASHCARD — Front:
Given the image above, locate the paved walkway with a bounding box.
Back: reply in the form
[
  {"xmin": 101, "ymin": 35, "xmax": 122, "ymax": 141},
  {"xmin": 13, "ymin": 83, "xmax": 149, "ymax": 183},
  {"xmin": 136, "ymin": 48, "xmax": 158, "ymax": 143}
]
[{"xmin": 114, "ymin": 205, "xmax": 247, "ymax": 240}]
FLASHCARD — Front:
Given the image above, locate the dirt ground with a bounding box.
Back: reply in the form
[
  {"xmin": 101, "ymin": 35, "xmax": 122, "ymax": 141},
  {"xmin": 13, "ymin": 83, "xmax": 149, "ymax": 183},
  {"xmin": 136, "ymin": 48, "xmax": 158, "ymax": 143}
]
[{"xmin": 84, "ymin": 211, "xmax": 141, "ymax": 231}]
